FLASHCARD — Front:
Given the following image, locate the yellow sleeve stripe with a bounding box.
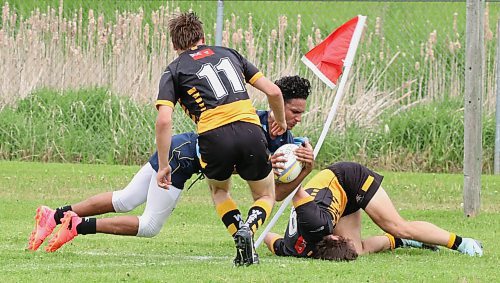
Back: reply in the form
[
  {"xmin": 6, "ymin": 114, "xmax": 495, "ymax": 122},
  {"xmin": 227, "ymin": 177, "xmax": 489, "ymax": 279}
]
[
  {"xmin": 269, "ymin": 235, "xmax": 282, "ymax": 254},
  {"xmin": 447, "ymin": 233, "xmax": 456, "ymax": 249},
  {"xmin": 249, "ymin": 72, "xmax": 264, "ymax": 85},
  {"xmin": 293, "ymin": 195, "xmax": 314, "ymax": 208},
  {"xmin": 361, "ymin": 175, "xmax": 374, "ymax": 192},
  {"xmin": 155, "ymin": 100, "xmax": 174, "ymax": 109}
]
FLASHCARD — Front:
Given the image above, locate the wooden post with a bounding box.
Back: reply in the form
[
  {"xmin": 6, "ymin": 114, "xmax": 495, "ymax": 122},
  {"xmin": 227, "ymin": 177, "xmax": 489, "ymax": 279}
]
[{"xmin": 464, "ymin": 0, "xmax": 484, "ymax": 217}]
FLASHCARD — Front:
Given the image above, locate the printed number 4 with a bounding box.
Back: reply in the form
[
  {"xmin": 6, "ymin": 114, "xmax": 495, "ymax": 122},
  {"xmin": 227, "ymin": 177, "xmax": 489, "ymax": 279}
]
[{"xmin": 197, "ymin": 57, "xmax": 245, "ymax": 99}]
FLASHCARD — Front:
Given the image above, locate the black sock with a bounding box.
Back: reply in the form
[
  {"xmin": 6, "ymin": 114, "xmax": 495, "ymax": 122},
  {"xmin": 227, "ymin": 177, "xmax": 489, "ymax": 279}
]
[
  {"xmin": 394, "ymin": 237, "xmax": 404, "ymax": 249},
  {"xmin": 54, "ymin": 205, "xmax": 72, "ymax": 225},
  {"xmin": 245, "ymin": 200, "xmax": 272, "ymax": 234},
  {"xmin": 75, "ymin": 218, "xmax": 97, "ymax": 235},
  {"xmin": 450, "ymin": 235, "xmax": 463, "ymax": 250}
]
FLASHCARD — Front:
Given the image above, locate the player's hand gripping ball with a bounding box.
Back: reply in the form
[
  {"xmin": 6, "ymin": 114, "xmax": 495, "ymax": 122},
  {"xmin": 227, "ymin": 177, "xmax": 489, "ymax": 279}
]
[{"xmin": 274, "ymin": 143, "xmax": 303, "ymax": 183}]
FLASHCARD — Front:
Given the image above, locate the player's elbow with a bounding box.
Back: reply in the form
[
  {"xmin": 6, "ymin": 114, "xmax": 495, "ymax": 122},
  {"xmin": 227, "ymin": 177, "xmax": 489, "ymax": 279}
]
[
  {"xmin": 155, "ymin": 112, "xmax": 172, "ymax": 129},
  {"xmin": 266, "ymin": 84, "xmax": 282, "ymax": 99}
]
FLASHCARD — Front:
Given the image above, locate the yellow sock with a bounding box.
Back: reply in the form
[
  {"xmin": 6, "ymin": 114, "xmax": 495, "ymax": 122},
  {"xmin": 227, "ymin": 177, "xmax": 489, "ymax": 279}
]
[{"xmin": 215, "ymin": 198, "xmax": 242, "ymax": 237}]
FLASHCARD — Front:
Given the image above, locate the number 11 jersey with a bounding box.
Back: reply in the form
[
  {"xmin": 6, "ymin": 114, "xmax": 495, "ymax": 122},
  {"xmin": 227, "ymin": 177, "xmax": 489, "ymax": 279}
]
[{"xmin": 156, "ymin": 45, "xmax": 263, "ymax": 134}]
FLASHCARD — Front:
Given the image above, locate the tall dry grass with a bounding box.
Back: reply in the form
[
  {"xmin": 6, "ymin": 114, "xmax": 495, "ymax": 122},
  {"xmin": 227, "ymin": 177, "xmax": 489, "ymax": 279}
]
[
  {"xmin": 0, "ymin": 1, "xmax": 177, "ymax": 106},
  {"xmin": 0, "ymin": 1, "xmax": 498, "ymax": 136}
]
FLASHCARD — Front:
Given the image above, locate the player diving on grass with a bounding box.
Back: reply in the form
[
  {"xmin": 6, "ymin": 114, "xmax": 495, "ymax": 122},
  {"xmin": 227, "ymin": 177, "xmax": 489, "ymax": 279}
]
[
  {"xmin": 264, "ymin": 158, "xmax": 484, "ymax": 260},
  {"xmin": 26, "ymin": 75, "xmax": 311, "ymax": 258}
]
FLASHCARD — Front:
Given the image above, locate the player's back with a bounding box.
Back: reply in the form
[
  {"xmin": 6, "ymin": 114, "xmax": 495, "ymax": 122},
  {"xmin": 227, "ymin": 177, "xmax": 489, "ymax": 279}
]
[{"xmin": 163, "ymin": 45, "xmax": 262, "ymax": 134}]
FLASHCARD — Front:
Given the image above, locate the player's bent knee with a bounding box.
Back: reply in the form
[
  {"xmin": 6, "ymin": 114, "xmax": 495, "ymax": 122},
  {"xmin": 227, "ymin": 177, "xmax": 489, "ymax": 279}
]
[
  {"xmin": 136, "ymin": 187, "xmax": 181, "ymax": 238},
  {"xmin": 112, "ymin": 190, "xmax": 141, "ymax": 212},
  {"xmin": 136, "ymin": 216, "xmax": 164, "ymax": 238}
]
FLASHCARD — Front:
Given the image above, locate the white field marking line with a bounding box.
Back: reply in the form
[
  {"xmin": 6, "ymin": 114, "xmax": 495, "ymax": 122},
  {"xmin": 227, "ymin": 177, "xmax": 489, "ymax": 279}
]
[
  {"xmin": 2, "ymin": 256, "xmax": 291, "ymax": 272},
  {"xmin": 74, "ymin": 250, "xmax": 230, "ymax": 261},
  {"xmin": 74, "ymin": 251, "xmax": 293, "ymax": 263},
  {"xmin": 3, "ymin": 245, "xmax": 231, "ymax": 261},
  {"xmin": 2, "ymin": 254, "xmax": 227, "ymax": 272},
  {"xmin": 2, "ymin": 261, "xmax": 150, "ymax": 272}
]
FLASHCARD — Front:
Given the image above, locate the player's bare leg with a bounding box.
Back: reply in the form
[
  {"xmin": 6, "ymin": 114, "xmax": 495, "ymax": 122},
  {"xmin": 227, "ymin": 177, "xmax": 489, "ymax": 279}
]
[
  {"xmin": 211, "ymin": 180, "xmax": 243, "ymax": 237},
  {"xmin": 333, "ymin": 210, "xmax": 434, "ymax": 255},
  {"xmin": 45, "ymin": 176, "xmax": 181, "ymax": 252},
  {"xmin": 208, "ymin": 178, "xmax": 249, "ymax": 265},
  {"xmin": 333, "ymin": 210, "xmax": 390, "ymax": 255},
  {"xmin": 241, "ymin": 172, "xmax": 276, "ymax": 265},
  {"xmin": 365, "ymin": 187, "xmax": 482, "ymax": 256},
  {"xmin": 71, "ymin": 192, "xmax": 115, "ymax": 217}
]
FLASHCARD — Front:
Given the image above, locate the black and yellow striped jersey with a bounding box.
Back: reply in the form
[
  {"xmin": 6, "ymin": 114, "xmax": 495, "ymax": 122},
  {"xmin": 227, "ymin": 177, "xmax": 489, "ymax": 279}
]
[
  {"xmin": 271, "ymin": 162, "xmax": 384, "ymax": 258},
  {"xmin": 156, "ymin": 45, "xmax": 263, "ymax": 134}
]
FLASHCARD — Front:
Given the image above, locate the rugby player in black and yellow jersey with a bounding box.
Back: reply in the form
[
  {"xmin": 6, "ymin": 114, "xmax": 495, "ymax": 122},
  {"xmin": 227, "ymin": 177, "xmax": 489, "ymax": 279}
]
[
  {"xmin": 154, "ymin": 12, "xmax": 286, "ymax": 266},
  {"xmin": 265, "ymin": 162, "xmax": 483, "ymax": 260}
]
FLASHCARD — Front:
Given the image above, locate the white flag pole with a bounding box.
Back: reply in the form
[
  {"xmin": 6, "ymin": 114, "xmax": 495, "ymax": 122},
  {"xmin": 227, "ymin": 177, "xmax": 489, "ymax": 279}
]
[{"xmin": 255, "ymin": 15, "xmax": 366, "ymax": 249}]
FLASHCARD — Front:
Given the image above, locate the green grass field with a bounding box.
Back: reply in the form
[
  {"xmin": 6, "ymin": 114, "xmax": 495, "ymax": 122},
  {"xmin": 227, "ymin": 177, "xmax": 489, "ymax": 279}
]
[{"xmin": 0, "ymin": 161, "xmax": 498, "ymax": 282}]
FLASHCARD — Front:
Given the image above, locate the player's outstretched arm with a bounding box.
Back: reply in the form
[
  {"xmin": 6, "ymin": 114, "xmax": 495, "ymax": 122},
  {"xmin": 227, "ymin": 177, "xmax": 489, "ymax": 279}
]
[
  {"xmin": 155, "ymin": 105, "xmax": 173, "ymax": 189},
  {"xmin": 252, "ymin": 76, "xmax": 287, "ymax": 135},
  {"xmin": 264, "ymin": 232, "xmax": 283, "ymax": 254}
]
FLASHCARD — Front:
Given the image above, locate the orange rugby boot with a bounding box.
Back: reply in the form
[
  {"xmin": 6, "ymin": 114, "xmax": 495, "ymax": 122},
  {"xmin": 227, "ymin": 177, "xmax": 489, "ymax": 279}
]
[
  {"xmin": 27, "ymin": 206, "xmax": 57, "ymax": 251},
  {"xmin": 45, "ymin": 211, "xmax": 81, "ymax": 252}
]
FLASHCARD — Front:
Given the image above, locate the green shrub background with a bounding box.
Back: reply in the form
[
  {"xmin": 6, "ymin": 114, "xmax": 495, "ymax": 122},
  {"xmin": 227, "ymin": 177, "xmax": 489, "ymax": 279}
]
[{"xmin": 1, "ymin": 89, "xmax": 495, "ymax": 173}]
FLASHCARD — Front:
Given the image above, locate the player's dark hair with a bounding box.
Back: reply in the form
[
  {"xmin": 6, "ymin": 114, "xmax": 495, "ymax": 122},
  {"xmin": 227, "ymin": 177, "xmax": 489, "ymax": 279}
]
[
  {"xmin": 168, "ymin": 12, "xmax": 204, "ymax": 51},
  {"xmin": 313, "ymin": 235, "xmax": 358, "ymax": 261},
  {"xmin": 274, "ymin": 75, "xmax": 311, "ymax": 102}
]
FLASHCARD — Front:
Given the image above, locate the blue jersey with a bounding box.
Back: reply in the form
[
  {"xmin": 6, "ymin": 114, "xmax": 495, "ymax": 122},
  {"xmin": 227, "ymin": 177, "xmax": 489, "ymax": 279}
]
[
  {"xmin": 149, "ymin": 110, "xmax": 303, "ymax": 190},
  {"xmin": 256, "ymin": 110, "xmax": 294, "ymax": 153},
  {"xmin": 148, "ymin": 132, "xmax": 200, "ymax": 190}
]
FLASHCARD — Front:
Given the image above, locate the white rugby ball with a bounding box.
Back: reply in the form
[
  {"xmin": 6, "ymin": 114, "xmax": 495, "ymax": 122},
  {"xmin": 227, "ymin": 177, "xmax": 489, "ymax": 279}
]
[{"xmin": 274, "ymin": 143, "xmax": 303, "ymax": 183}]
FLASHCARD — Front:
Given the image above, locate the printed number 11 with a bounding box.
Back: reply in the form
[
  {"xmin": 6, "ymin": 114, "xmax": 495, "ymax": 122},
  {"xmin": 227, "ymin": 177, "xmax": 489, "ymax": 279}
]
[{"xmin": 197, "ymin": 57, "xmax": 245, "ymax": 99}]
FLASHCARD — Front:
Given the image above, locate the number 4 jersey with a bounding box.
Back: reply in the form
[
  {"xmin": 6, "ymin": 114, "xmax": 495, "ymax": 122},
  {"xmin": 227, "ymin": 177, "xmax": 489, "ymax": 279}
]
[{"xmin": 156, "ymin": 45, "xmax": 263, "ymax": 134}]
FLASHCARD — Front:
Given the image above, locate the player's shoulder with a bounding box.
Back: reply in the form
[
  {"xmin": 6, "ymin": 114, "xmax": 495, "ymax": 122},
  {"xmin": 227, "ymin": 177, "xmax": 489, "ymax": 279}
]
[
  {"xmin": 210, "ymin": 45, "xmax": 244, "ymax": 59},
  {"xmin": 211, "ymin": 45, "xmax": 238, "ymax": 53},
  {"xmin": 162, "ymin": 56, "xmax": 183, "ymax": 77}
]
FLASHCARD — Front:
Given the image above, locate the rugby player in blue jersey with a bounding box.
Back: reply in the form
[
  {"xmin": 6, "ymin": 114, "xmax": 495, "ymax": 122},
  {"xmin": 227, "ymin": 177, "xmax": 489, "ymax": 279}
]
[{"xmin": 27, "ymin": 76, "xmax": 313, "ymax": 258}]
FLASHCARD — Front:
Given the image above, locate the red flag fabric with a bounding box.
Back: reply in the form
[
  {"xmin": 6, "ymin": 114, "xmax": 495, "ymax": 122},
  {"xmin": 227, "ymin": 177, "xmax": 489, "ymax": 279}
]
[{"xmin": 301, "ymin": 16, "xmax": 360, "ymax": 89}]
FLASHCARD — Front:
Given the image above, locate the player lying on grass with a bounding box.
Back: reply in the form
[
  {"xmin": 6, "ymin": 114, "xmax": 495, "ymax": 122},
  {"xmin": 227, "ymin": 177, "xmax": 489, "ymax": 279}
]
[
  {"xmin": 26, "ymin": 75, "xmax": 312, "ymax": 254},
  {"xmin": 264, "ymin": 159, "xmax": 484, "ymax": 260}
]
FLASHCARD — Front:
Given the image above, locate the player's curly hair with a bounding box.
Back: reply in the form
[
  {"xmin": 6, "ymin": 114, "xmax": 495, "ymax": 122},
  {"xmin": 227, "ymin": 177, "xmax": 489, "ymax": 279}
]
[
  {"xmin": 313, "ymin": 235, "xmax": 358, "ymax": 261},
  {"xmin": 168, "ymin": 12, "xmax": 204, "ymax": 51},
  {"xmin": 274, "ymin": 75, "xmax": 311, "ymax": 102}
]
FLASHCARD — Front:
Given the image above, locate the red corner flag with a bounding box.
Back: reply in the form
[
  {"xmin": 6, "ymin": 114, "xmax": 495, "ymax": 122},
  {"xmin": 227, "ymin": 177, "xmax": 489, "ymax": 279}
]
[{"xmin": 301, "ymin": 16, "xmax": 365, "ymax": 89}]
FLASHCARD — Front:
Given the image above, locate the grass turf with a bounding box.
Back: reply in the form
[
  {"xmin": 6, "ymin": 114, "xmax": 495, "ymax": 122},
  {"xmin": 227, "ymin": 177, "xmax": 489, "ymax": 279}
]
[{"xmin": 0, "ymin": 161, "xmax": 498, "ymax": 282}]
